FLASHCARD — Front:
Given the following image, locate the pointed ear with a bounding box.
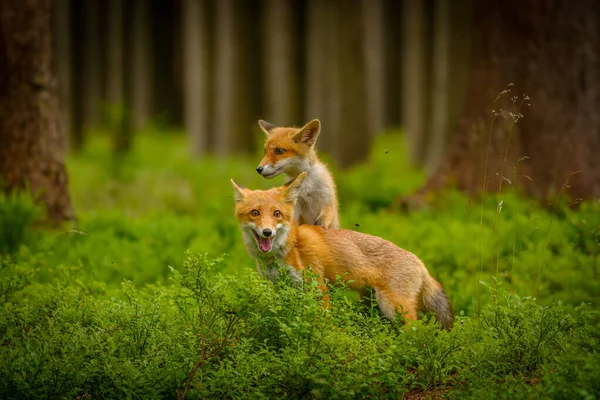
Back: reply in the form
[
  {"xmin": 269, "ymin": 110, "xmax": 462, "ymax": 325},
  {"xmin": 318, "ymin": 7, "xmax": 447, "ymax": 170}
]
[
  {"xmin": 293, "ymin": 119, "xmax": 321, "ymax": 146},
  {"xmin": 230, "ymin": 179, "xmax": 248, "ymax": 202},
  {"xmin": 281, "ymin": 172, "xmax": 307, "ymax": 203},
  {"xmin": 258, "ymin": 119, "xmax": 277, "ymax": 135}
]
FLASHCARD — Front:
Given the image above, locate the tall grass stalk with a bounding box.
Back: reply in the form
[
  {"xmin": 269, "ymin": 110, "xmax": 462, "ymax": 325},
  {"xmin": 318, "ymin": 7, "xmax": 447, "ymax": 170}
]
[{"xmin": 478, "ymin": 116, "xmax": 498, "ymax": 320}]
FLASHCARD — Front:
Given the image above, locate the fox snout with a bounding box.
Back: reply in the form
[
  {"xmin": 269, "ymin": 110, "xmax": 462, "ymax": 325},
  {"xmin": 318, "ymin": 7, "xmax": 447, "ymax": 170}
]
[
  {"xmin": 252, "ymin": 226, "xmax": 278, "ymax": 253},
  {"xmin": 255, "ymin": 162, "xmax": 279, "ymax": 179}
]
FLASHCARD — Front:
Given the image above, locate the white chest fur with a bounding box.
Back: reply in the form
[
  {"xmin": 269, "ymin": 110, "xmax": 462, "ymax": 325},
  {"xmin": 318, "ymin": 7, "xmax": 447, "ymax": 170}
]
[{"xmin": 287, "ymin": 163, "xmax": 332, "ymax": 225}]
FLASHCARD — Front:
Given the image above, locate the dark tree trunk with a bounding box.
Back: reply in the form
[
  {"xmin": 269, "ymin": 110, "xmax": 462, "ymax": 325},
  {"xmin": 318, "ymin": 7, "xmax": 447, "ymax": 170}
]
[
  {"xmin": 262, "ymin": 0, "xmax": 301, "ymax": 126},
  {"xmin": 182, "ymin": 0, "xmax": 211, "ymax": 156},
  {"xmin": 305, "ymin": 0, "xmax": 335, "ymax": 155},
  {"xmin": 330, "ymin": 0, "xmax": 369, "ymax": 168},
  {"xmin": 402, "ymin": 0, "xmax": 430, "ymax": 167},
  {"xmin": 130, "ymin": 0, "xmax": 152, "ymax": 133},
  {"xmin": 79, "ymin": 0, "xmax": 101, "ymax": 147},
  {"xmin": 417, "ymin": 0, "xmax": 600, "ymax": 202},
  {"xmin": 106, "ymin": 0, "xmax": 132, "ymax": 153},
  {"xmin": 0, "ymin": 0, "xmax": 74, "ymax": 224},
  {"xmin": 213, "ymin": 0, "xmax": 259, "ymax": 155},
  {"xmin": 52, "ymin": 0, "xmax": 73, "ymax": 152},
  {"xmin": 306, "ymin": 0, "xmax": 369, "ymax": 168},
  {"xmin": 362, "ymin": 0, "xmax": 386, "ymax": 138}
]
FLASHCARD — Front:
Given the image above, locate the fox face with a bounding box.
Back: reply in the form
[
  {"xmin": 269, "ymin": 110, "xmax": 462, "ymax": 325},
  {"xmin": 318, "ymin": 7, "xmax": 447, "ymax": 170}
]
[
  {"xmin": 256, "ymin": 119, "xmax": 321, "ymax": 178},
  {"xmin": 231, "ymin": 173, "xmax": 306, "ymax": 257}
]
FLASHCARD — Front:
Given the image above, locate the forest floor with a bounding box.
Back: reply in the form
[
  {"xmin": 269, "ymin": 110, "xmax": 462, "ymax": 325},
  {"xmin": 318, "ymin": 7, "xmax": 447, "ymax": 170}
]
[{"xmin": 1, "ymin": 132, "xmax": 598, "ymax": 399}]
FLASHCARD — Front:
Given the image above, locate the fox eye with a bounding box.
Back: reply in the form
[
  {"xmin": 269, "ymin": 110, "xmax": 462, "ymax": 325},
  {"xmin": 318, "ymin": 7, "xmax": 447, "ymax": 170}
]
[
  {"xmin": 275, "ymin": 148, "xmax": 285, "ymax": 155},
  {"xmin": 273, "ymin": 210, "xmax": 281, "ymax": 218},
  {"xmin": 251, "ymin": 210, "xmax": 260, "ymax": 217}
]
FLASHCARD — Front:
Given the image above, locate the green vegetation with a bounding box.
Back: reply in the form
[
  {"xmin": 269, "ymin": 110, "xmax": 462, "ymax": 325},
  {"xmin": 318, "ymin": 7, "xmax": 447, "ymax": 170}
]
[{"xmin": 1, "ymin": 133, "xmax": 598, "ymax": 399}]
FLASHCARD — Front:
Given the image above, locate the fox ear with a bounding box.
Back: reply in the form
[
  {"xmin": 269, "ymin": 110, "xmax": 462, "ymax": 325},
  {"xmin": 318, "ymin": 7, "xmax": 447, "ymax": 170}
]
[
  {"xmin": 258, "ymin": 119, "xmax": 277, "ymax": 135},
  {"xmin": 293, "ymin": 119, "xmax": 321, "ymax": 146},
  {"xmin": 281, "ymin": 172, "xmax": 307, "ymax": 203},
  {"xmin": 230, "ymin": 179, "xmax": 247, "ymax": 202}
]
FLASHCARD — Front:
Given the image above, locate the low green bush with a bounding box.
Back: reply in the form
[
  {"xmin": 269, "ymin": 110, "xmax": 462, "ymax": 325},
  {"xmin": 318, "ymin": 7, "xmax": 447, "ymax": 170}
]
[
  {"xmin": 0, "ymin": 133, "xmax": 597, "ymax": 398},
  {"xmin": 1, "ymin": 252, "xmax": 597, "ymax": 399}
]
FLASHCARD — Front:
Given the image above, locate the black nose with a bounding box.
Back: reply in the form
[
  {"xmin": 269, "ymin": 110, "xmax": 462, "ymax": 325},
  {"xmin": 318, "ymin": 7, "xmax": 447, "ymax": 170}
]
[
  {"xmin": 262, "ymin": 228, "xmax": 272, "ymax": 237},
  {"xmin": 256, "ymin": 166, "xmax": 264, "ymax": 174}
]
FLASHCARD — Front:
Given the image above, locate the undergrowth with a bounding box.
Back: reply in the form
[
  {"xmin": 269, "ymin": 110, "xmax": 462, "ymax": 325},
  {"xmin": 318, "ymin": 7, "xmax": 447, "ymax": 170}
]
[{"xmin": 0, "ymin": 132, "xmax": 598, "ymax": 398}]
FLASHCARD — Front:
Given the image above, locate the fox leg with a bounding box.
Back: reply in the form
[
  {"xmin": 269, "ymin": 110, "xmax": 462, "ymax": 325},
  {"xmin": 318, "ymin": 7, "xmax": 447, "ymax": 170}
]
[{"xmin": 375, "ymin": 289, "xmax": 418, "ymax": 324}]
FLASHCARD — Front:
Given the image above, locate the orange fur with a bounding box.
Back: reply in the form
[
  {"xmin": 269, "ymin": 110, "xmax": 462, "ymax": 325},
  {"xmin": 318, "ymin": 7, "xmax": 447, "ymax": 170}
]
[{"xmin": 232, "ymin": 173, "xmax": 454, "ymax": 329}]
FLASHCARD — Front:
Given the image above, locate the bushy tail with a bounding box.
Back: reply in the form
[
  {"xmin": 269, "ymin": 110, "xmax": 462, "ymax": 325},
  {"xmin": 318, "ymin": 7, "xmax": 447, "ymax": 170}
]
[{"xmin": 421, "ymin": 278, "xmax": 454, "ymax": 329}]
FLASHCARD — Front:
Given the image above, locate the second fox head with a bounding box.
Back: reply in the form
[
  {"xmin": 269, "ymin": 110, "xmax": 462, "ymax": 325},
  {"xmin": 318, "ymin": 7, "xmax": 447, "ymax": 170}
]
[{"xmin": 256, "ymin": 119, "xmax": 321, "ymax": 179}]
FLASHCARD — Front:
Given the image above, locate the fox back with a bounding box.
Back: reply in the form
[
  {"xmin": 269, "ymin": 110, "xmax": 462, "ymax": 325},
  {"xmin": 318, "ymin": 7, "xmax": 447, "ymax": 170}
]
[
  {"xmin": 232, "ymin": 174, "xmax": 454, "ymax": 329},
  {"xmin": 255, "ymin": 119, "xmax": 339, "ymax": 229}
]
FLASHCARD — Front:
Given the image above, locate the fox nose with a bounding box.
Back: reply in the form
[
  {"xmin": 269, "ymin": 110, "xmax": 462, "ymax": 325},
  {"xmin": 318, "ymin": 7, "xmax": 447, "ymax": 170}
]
[
  {"xmin": 262, "ymin": 228, "xmax": 272, "ymax": 237},
  {"xmin": 256, "ymin": 166, "xmax": 264, "ymax": 174}
]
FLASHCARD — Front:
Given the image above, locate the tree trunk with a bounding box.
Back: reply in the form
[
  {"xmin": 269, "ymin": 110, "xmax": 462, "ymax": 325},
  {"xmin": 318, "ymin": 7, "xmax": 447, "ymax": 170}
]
[
  {"xmin": 213, "ymin": 0, "xmax": 258, "ymax": 155},
  {"xmin": 106, "ymin": 0, "xmax": 132, "ymax": 153},
  {"xmin": 402, "ymin": 0, "xmax": 430, "ymax": 166},
  {"xmin": 182, "ymin": 0, "xmax": 211, "ymax": 156},
  {"xmin": 362, "ymin": 0, "xmax": 386, "ymax": 137},
  {"xmin": 151, "ymin": 0, "xmax": 180, "ymax": 126},
  {"xmin": 0, "ymin": 0, "xmax": 74, "ymax": 224},
  {"xmin": 262, "ymin": 0, "xmax": 300, "ymax": 126},
  {"xmin": 130, "ymin": 0, "xmax": 152, "ymax": 133},
  {"xmin": 306, "ymin": 0, "xmax": 369, "ymax": 167},
  {"xmin": 305, "ymin": 0, "xmax": 335, "ymax": 156},
  {"xmin": 52, "ymin": 0, "xmax": 73, "ymax": 152},
  {"xmin": 330, "ymin": 0, "xmax": 370, "ymax": 168},
  {"xmin": 80, "ymin": 0, "xmax": 101, "ymax": 144},
  {"xmin": 417, "ymin": 0, "xmax": 600, "ymax": 202},
  {"xmin": 424, "ymin": 0, "xmax": 451, "ymax": 174},
  {"xmin": 383, "ymin": 0, "xmax": 402, "ymax": 129}
]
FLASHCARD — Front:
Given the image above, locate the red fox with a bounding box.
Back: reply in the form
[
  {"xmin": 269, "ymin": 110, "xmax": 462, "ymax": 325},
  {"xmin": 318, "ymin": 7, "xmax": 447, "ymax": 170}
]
[
  {"xmin": 231, "ymin": 172, "xmax": 454, "ymax": 329},
  {"xmin": 255, "ymin": 119, "xmax": 339, "ymax": 229}
]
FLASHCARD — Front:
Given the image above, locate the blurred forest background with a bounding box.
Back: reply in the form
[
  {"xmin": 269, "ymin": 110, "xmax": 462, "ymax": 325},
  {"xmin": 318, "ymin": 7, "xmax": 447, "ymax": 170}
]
[
  {"xmin": 3, "ymin": 0, "xmax": 599, "ymax": 225},
  {"xmin": 0, "ymin": 0, "xmax": 600, "ymax": 225},
  {"xmin": 1, "ymin": 1, "xmax": 600, "ymax": 397}
]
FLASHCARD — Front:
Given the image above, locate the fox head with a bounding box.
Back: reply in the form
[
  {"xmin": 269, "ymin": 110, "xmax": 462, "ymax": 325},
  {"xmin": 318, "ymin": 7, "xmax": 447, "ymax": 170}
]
[
  {"xmin": 256, "ymin": 119, "xmax": 321, "ymax": 178},
  {"xmin": 231, "ymin": 172, "xmax": 307, "ymax": 257}
]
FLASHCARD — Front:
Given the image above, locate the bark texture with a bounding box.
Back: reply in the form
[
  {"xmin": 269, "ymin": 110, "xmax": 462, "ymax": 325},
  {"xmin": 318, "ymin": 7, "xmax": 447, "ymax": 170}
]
[
  {"xmin": 419, "ymin": 0, "xmax": 600, "ymax": 201},
  {"xmin": 0, "ymin": 0, "xmax": 74, "ymax": 224}
]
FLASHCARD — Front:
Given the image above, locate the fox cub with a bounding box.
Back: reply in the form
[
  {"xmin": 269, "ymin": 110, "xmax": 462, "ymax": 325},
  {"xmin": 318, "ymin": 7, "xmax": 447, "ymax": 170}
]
[
  {"xmin": 231, "ymin": 173, "xmax": 454, "ymax": 329},
  {"xmin": 256, "ymin": 119, "xmax": 339, "ymax": 229}
]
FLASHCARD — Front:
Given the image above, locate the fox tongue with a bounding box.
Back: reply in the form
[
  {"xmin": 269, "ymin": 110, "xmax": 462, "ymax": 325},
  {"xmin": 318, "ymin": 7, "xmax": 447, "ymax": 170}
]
[{"xmin": 259, "ymin": 237, "xmax": 273, "ymax": 252}]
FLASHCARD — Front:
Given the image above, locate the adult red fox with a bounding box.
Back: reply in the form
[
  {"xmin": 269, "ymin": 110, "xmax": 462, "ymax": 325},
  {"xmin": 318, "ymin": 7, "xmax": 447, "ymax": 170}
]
[{"xmin": 231, "ymin": 172, "xmax": 454, "ymax": 329}]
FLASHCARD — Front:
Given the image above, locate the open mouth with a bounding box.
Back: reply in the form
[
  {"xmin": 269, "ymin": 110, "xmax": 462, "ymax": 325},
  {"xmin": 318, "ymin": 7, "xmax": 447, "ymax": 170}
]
[{"xmin": 253, "ymin": 231, "xmax": 273, "ymax": 252}]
